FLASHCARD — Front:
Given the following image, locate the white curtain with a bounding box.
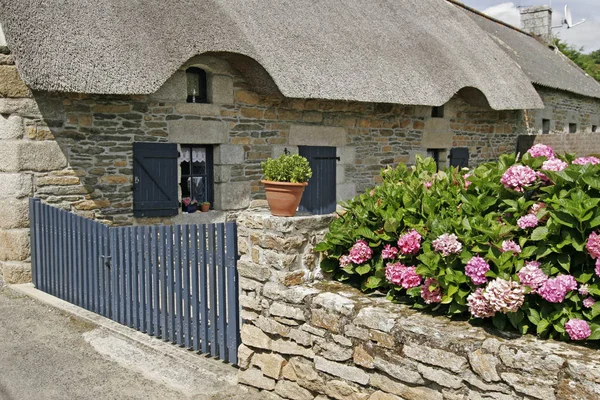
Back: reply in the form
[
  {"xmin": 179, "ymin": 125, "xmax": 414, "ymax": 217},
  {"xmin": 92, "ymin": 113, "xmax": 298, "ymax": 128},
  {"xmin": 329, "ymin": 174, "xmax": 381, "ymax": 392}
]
[{"xmin": 179, "ymin": 147, "xmax": 206, "ymax": 164}]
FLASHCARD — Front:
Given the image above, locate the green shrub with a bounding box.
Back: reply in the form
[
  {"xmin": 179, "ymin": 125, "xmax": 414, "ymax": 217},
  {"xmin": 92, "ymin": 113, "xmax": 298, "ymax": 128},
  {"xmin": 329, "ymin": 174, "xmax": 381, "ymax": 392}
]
[
  {"xmin": 261, "ymin": 154, "xmax": 312, "ymax": 183},
  {"xmin": 316, "ymin": 147, "xmax": 600, "ymax": 341}
]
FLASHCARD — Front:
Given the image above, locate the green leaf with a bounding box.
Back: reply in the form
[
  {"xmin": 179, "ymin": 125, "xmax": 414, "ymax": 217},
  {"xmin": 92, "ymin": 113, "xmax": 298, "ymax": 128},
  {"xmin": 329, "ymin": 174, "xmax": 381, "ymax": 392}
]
[
  {"xmin": 530, "ymin": 226, "xmax": 549, "ymax": 241},
  {"xmin": 536, "ymin": 319, "xmax": 550, "ymax": 335},
  {"xmin": 493, "ymin": 313, "xmax": 506, "ymax": 330},
  {"xmin": 314, "ymin": 241, "xmax": 332, "ymax": 252},
  {"xmin": 364, "ymin": 275, "xmax": 383, "ymax": 289},
  {"xmin": 557, "ymin": 254, "xmax": 571, "ymax": 272},
  {"xmin": 355, "ymin": 227, "xmax": 378, "ymax": 241},
  {"xmin": 588, "ymin": 324, "xmax": 600, "ymax": 340},
  {"xmin": 527, "ymin": 308, "xmax": 541, "ymax": 325},
  {"xmin": 383, "ymin": 219, "xmax": 400, "ymax": 233},
  {"xmin": 507, "ymin": 310, "xmax": 524, "ymax": 329},
  {"xmin": 320, "ymin": 257, "xmax": 339, "ymax": 273},
  {"xmin": 355, "ymin": 264, "xmax": 372, "ymax": 275}
]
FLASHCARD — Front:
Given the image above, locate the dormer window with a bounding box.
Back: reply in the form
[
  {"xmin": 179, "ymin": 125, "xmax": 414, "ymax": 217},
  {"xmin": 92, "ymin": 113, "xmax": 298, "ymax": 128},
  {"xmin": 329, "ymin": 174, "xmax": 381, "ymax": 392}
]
[
  {"xmin": 431, "ymin": 106, "xmax": 444, "ymax": 118},
  {"xmin": 186, "ymin": 67, "xmax": 208, "ymax": 103}
]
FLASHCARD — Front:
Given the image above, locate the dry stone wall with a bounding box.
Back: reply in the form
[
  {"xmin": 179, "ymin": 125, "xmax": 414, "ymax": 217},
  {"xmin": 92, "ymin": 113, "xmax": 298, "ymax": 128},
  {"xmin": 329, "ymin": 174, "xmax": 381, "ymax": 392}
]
[{"xmin": 237, "ymin": 211, "xmax": 600, "ymax": 400}]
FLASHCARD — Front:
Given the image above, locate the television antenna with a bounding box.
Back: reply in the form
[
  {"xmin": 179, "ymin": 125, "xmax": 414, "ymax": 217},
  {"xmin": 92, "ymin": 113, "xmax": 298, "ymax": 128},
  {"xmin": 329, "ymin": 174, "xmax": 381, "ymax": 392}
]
[{"xmin": 552, "ymin": 4, "xmax": 586, "ymax": 29}]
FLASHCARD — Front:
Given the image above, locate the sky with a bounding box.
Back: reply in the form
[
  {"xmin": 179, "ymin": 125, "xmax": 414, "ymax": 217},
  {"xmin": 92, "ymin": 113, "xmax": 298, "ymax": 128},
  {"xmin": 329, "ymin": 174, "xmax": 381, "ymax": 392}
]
[{"xmin": 461, "ymin": 0, "xmax": 600, "ymax": 52}]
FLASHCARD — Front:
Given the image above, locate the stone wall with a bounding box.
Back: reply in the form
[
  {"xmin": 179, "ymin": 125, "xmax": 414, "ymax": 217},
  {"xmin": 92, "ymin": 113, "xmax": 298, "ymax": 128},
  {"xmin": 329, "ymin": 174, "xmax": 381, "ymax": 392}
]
[
  {"xmin": 236, "ymin": 211, "xmax": 600, "ymax": 400},
  {"xmin": 526, "ymin": 86, "xmax": 600, "ymax": 135}
]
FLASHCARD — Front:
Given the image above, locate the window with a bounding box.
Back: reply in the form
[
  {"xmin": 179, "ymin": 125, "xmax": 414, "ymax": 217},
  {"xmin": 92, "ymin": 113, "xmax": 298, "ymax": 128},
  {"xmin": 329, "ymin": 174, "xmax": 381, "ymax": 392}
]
[
  {"xmin": 569, "ymin": 123, "xmax": 577, "ymax": 134},
  {"xmin": 186, "ymin": 67, "xmax": 208, "ymax": 103},
  {"xmin": 426, "ymin": 149, "xmax": 440, "ymax": 170},
  {"xmin": 593, "ymin": 125, "xmax": 598, "ymax": 133},
  {"xmin": 431, "ymin": 106, "xmax": 444, "ymax": 118},
  {"xmin": 542, "ymin": 119, "xmax": 550, "ymax": 134},
  {"xmin": 179, "ymin": 145, "xmax": 214, "ymax": 209}
]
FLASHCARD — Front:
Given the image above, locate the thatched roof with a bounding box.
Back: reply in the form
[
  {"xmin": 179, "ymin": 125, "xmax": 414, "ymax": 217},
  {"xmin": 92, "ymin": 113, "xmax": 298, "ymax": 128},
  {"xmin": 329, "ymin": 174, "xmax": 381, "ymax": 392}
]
[
  {"xmin": 0, "ymin": 0, "xmax": 545, "ymax": 110},
  {"xmin": 453, "ymin": 2, "xmax": 600, "ymax": 99}
]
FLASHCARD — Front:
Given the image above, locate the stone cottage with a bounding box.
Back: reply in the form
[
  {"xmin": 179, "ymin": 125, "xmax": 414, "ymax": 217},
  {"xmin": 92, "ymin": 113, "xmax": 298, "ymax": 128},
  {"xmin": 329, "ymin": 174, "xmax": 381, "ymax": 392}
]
[{"xmin": 0, "ymin": 0, "xmax": 599, "ymax": 284}]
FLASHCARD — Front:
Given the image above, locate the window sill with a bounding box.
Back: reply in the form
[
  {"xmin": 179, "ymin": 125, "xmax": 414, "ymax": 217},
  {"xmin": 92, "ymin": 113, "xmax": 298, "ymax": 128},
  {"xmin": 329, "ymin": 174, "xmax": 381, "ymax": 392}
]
[{"xmin": 171, "ymin": 210, "xmax": 228, "ymax": 225}]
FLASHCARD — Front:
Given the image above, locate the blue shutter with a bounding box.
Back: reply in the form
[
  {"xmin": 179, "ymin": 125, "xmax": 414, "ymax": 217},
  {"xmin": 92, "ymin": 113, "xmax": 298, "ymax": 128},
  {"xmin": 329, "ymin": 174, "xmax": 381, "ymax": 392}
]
[
  {"xmin": 133, "ymin": 143, "xmax": 179, "ymax": 217},
  {"xmin": 449, "ymin": 147, "xmax": 469, "ymax": 169},
  {"xmin": 298, "ymin": 146, "xmax": 337, "ymax": 215}
]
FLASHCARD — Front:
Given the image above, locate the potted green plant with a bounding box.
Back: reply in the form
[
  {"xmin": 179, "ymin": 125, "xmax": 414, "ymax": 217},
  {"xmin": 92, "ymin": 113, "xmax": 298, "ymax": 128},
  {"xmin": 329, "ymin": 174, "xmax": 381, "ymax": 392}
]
[
  {"xmin": 200, "ymin": 201, "xmax": 210, "ymax": 212},
  {"xmin": 261, "ymin": 153, "xmax": 312, "ymax": 217}
]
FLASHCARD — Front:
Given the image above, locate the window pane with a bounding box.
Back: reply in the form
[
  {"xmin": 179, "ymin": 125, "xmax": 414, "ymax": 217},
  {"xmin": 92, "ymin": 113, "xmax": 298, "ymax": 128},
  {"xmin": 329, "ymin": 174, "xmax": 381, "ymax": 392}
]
[
  {"xmin": 180, "ymin": 177, "xmax": 191, "ymax": 199},
  {"xmin": 192, "ymin": 161, "xmax": 206, "ymax": 175},
  {"xmin": 191, "ymin": 177, "xmax": 208, "ymax": 203}
]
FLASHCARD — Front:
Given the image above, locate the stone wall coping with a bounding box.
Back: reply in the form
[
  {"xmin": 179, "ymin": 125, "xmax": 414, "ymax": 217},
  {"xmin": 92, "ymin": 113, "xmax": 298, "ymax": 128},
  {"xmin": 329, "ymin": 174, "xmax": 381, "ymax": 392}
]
[{"xmin": 303, "ymin": 280, "xmax": 600, "ymax": 362}]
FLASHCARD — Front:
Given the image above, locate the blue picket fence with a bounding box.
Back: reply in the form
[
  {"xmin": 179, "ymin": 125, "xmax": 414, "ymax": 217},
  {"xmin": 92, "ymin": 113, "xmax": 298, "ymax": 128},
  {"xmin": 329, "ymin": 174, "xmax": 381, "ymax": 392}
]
[{"xmin": 29, "ymin": 198, "xmax": 240, "ymax": 365}]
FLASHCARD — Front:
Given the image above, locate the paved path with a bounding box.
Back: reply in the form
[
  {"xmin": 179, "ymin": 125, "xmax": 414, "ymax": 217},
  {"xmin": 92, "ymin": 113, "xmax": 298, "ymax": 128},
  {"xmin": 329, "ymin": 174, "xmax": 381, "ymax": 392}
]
[{"xmin": 0, "ymin": 284, "xmax": 254, "ymax": 400}]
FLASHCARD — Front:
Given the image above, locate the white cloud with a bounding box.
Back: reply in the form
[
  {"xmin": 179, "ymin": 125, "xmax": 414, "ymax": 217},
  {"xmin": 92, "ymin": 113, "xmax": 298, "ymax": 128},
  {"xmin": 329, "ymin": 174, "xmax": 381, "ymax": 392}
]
[
  {"xmin": 482, "ymin": 2, "xmax": 521, "ymax": 27},
  {"xmin": 477, "ymin": 1, "xmax": 600, "ymax": 52}
]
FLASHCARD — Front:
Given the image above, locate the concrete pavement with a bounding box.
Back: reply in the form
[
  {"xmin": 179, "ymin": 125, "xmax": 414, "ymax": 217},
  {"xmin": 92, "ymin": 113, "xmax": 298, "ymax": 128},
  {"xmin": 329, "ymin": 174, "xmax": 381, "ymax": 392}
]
[{"xmin": 0, "ymin": 283, "xmax": 256, "ymax": 400}]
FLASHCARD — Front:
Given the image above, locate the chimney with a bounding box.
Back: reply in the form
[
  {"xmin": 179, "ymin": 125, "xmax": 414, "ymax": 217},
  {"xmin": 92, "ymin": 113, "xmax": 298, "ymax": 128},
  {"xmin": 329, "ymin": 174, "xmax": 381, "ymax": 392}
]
[{"xmin": 520, "ymin": 6, "xmax": 553, "ymax": 45}]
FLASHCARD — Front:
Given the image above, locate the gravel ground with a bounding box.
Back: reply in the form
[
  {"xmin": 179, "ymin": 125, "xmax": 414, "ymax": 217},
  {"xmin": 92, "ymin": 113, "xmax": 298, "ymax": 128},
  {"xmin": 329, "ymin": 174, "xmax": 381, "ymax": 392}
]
[{"xmin": 0, "ymin": 286, "xmax": 255, "ymax": 400}]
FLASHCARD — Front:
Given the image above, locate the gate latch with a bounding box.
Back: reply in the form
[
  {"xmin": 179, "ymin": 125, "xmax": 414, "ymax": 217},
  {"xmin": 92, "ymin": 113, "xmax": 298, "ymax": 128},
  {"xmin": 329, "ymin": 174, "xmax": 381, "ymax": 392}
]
[{"xmin": 100, "ymin": 255, "xmax": 112, "ymax": 268}]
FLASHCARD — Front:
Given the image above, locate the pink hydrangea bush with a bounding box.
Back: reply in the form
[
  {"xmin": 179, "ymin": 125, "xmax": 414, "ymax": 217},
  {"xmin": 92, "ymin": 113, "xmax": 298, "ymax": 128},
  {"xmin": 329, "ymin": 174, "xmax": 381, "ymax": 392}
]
[
  {"xmin": 397, "ymin": 230, "xmax": 422, "ymax": 255},
  {"xmin": 500, "ymin": 165, "xmax": 537, "ymax": 192},
  {"xmin": 527, "ymin": 144, "xmax": 555, "ymax": 159},
  {"xmin": 432, "ymin": 233, "xmax": 462, "ymax": 256},
  {"xmin": 517, "ymin": 214, "xmax": 538, "ymax": 229},
  {"xmin": 348, "ymin": 240, "xmax": 372, "ymax": 264},
  {"xmin": 465, "ymin": 256, "xmax": 490, "ymax": 285},
  {"xmin": 573, "ymin": 156, "xmax": 600, "ymax": 165},
  {"xmin": 565, "ymin": 319, "xmax": 591, "ymax": 340},
  {"xmin": 319, "ymin": 146, "xmax": 600, "ymax": 342}
]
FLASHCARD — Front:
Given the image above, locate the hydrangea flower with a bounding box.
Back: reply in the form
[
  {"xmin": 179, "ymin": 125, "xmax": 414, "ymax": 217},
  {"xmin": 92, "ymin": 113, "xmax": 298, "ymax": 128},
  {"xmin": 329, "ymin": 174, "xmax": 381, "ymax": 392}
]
[
  {"xmin": 583, "ymin": 297, "xmax": 595, "ymax": 308},
  {"xmin": 572, "ymin": 156, "xmax": 600, "ymax": 165},
  {"xmin": 348, "ymin": 240, "xmax": 373, "ymax": 265},
  {"xmin": 500, "ymin": 165, "xmax": 537, "ymax": 192},
  {"xmin": 423, "ymin": 181, "xmax": 433, "ymax": 189},
  {"xmin": 517, "ymin": 214, "xmax": 539, "ymax": 229},
  {"xmin": 421, "ymin": 278, "xmax": 442, "ymax": 304},
  {"xmin": 467, "ymin": 288, "xmax": 496, "ymax": 318},
  {"xmin": 464, "ymin": 173, "xmax": 473, "ymax": 189},
  {"xmin": 541, "ymin": 158, "xmax": 568, "ymax": 172},
  {"xmin": 501, "ymin": 240, "xmax": 522, "ymax": 254},
  {"xmin": 556, "ymin": 274, "xmax": 578, "ymax": 292},
  {"xmin": 596, "ymin": 259, "xmax": 600, "ymax": 277},
  {"xmin": 483, "ymin": 278, "xmax": 525, "ymax": 314},
  {"xmin": 465, "ymin": 256, "xmax": 490, "ymax": 285},
  {"xmin": 565, "ymin": 319, "xmax": 591, "ymax": 341},
  {"xmin": 432, "ymin": 233, "xmax": 462, "ymax": 256},
  {"xmin": 381, "ymin": 244, "xmax": 398, "ymax": 260},
  {"xmin": 587, "ymin": 232, "xmax": 600, "ymax": 259},
  {"xmin": 397, "ymin": 230, "xmax": 422, "ymax": 255},
  {"xmin": 385, "ymin": 262, "xmax": 422, "ymax": 289},
  {"xmin": 579, "ymin": 284, "xmax": 590, "ymax": 296},
  {"xmin": 529, "ymin": 202, "xmax": 546, "ymax": 216},
  {"xmin": 527, "ymin": 144, "xmax": 555, "ymax": 159},
  {"xmin": 538, "ymin": 275, "xmax": 577, "ymax": 303},
  {"xmin": 339, "ymin": 255, "xmax": 351, "ymax": 267},
  {"xmin": 517, "ymin": 261, "xmax": 548, "ymax": 293}
]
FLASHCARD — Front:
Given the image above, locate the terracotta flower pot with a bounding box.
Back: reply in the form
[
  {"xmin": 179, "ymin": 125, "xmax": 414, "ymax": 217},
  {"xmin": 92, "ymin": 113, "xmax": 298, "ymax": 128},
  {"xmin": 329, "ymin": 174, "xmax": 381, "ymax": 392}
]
[
  {"xmin": 200, "ymin": 203, "xmax": 210, "ymax": 212},
  {"xmin": 261, "ymin": 180, "xmax": 308, "ymax": 217}
]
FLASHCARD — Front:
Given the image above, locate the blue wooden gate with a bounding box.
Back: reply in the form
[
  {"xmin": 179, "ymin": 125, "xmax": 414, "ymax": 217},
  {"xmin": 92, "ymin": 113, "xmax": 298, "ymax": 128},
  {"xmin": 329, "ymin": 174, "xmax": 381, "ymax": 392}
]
[{"xmin": 29, "ymin": 199, "xmax": 240, "ymax": 365}]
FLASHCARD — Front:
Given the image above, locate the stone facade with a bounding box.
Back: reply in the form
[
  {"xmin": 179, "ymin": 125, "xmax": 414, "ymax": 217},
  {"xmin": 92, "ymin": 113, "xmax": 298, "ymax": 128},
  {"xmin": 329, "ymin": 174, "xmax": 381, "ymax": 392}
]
[
  {"xmin": 1, "ymin": 47, "xmax": 599, "ymax": 284},
  {"xmin": 237, "ymin": 211, "xmax": 600, "ymax": 400},
  {"xmin": 526, "ymin": 86, "xmax": 600, "ymax": 135}
]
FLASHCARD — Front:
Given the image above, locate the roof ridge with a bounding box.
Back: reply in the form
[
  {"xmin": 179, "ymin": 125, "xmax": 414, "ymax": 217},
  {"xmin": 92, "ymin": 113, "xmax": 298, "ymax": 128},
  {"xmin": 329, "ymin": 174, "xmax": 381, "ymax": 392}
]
[{"xmin": 446, "ymin": 0, "xmax": 533, "ymax": 38}]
